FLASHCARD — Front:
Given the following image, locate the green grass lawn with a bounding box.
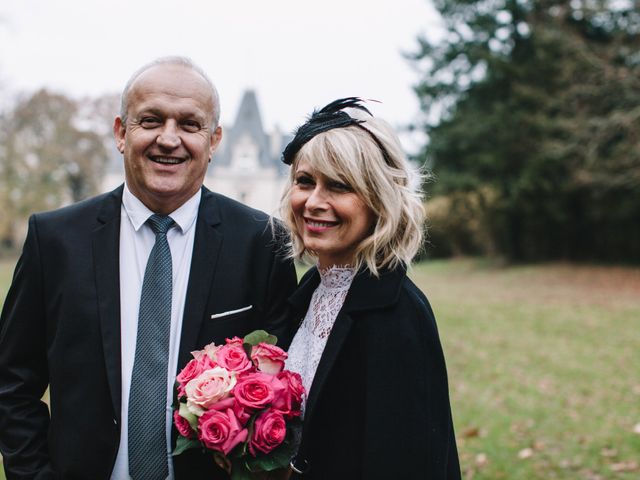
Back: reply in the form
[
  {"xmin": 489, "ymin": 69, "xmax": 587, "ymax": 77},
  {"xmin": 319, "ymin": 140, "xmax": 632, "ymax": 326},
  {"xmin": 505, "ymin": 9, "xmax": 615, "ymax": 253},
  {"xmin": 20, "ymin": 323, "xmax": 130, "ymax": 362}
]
[
  {"xmin": 0, "ymin": 258, "xmax": 638, "ymax": 479},
  {"xmin": 410, "ymin": 259, "xmax": 640, "ymax": 479}
]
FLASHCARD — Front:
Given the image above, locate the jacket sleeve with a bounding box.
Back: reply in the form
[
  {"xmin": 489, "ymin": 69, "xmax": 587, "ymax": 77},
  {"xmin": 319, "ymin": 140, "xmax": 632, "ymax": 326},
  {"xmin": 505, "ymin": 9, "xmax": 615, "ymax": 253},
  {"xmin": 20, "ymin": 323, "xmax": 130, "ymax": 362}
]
[
  {"xmin": 361, "ymin": 289, "xmax": 461, "ymax": 479},
  {"xmin": 0, "ymin": 215, "xmax": 55, "ymax": 479}
]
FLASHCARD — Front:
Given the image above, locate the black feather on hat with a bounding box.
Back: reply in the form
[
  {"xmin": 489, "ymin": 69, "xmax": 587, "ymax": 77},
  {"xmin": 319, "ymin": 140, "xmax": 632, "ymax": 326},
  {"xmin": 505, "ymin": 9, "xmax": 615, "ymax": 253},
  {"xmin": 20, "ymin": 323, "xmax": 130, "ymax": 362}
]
[{"xmin": 281, "ymin": 97, "xmax": 373, "ymax": 165}]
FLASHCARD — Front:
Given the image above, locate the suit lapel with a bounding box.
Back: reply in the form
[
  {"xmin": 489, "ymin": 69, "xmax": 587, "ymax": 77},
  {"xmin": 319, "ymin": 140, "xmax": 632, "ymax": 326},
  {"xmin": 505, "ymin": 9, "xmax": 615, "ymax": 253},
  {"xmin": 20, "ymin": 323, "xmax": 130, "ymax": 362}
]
[
  {"xmin": 177, "ymin": 187, "xmax": 223, "ymax": 370},
  {"xmin": 93, "ymin": 185, "xmax": 124, "ymax": 418}
]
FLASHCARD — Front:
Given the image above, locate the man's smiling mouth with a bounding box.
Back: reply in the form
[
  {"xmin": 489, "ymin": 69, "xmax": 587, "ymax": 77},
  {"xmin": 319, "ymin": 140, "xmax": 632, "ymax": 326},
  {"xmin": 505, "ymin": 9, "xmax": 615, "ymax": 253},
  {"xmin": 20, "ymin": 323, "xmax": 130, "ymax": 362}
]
[{"xmin": 149, "ymin": 156, "xmax": 185, "ymax": 165}]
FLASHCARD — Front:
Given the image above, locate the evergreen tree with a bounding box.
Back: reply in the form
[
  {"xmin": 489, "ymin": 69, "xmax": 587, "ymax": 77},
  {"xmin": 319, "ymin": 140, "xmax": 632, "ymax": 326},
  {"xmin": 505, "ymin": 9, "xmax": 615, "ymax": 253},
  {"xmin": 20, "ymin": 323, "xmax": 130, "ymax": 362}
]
[{"xmin": 410, "ymin": 0, "xmax": 640, "ymax": 261}]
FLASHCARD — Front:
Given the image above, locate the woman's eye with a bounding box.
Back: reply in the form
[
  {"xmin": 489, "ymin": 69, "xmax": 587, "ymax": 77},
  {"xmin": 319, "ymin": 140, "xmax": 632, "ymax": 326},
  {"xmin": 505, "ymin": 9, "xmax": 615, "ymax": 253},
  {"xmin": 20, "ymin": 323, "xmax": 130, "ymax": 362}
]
[
  {"xmin": 294, "ymin": 175, "xmax": 314, "ymax": 187},
  {"xmin": 330, "ymin": 181, "xmax": 353, "ymax": 192}
]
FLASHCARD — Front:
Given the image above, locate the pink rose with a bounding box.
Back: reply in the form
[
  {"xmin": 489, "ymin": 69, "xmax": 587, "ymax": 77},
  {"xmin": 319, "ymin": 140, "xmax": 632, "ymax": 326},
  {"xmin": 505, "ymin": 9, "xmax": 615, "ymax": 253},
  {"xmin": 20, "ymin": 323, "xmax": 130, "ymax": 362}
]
[
  {"xmin": 249, "ymin": 409, "xmax": 287, "ymax": 456},
  {"xmin": 198, "ymin": 408, "xmax": 248, "ymax": 455},
  {"xmin": 207, "ymin": 396, "xmax": 252, "ymax": 425},
  {"xmin": 225, "ymin": 336, "xmax": 244, "ymax": 347},
  {"xmin": 174, "ymin": 410, "xmax": 195, "ymax": 438},
  {"xmin": 176, "ymin": 355, "xmax": 216, "ymax": 397},
  {"xmin": 251, "ymin": 343, "xmax": 288, "ymax": 375},
  {"xmin": 216, "ymin": 344, "xmax": 254, "ymax": 374},
  {"xmin": 273, "ymin": 370, "xmax": 305, "ymax": 418},
  {"xmin": 192, "ymin": 342, "xmax": 221, "ymax": 362},
  {"xmin": 185, "ymin": 367, "xmax": 236, "ymax": 415},
  {"xmin": 233, "ymin": 372, "xmax": 283, "ymax": 411}
]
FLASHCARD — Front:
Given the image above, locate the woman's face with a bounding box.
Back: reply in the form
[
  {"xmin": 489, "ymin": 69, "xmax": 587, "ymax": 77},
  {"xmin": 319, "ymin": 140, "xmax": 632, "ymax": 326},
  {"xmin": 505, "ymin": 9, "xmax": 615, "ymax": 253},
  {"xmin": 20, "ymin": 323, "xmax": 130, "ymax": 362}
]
[{"xmin": 290, "ymin": 160, "xmax": 375, "ymax": 270}]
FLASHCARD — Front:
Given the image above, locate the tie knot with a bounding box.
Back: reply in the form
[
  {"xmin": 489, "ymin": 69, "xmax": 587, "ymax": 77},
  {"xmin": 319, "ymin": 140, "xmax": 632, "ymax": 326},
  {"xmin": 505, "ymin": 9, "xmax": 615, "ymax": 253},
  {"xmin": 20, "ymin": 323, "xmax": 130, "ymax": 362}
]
[{"xmin": 147, "ymin": 214, "xmax": 175, "ymax": 235}]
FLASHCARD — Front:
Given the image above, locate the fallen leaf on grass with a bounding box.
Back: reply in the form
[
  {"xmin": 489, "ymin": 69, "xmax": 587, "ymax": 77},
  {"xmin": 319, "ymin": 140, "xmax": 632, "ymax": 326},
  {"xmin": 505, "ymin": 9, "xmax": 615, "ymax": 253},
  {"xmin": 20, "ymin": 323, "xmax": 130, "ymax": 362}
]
[
  {"xmin": 462, "ymin": 426, "xmax": 480, "ymax": 438},
  {"xmin": 518, "ymin": 448, "xmax": 534, "ymax": 459},
  {"xmin": 475, "ymin": 453, "xmax": 488, "ymax": 467},
  {"xmin": 532, "ymin": 440, "xmax": 545, "ymax": 451},
  {"xmin": 580, "ymin": 471, "xmax": 604, "ymax": 480},
  {"xmin": 610, "ymin": 461, "xmax": 639, "ymax": 473},
  {"xmin": 600, "ymin": 447, "xmax": 617, "ymax": 458},
  {"xmin": 559, "ymin": 457, "xmax": 584, "ymax": 470}
]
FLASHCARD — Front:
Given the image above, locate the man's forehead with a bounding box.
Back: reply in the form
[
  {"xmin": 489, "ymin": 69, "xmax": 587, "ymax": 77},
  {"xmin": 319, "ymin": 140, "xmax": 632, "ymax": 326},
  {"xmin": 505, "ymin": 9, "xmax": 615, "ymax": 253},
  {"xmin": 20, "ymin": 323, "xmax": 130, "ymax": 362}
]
[
  {"xmin": 127, "ymin": 64, "xmax": 215, "ymax": 118},
  {"xmin": 131, "ymin": 65, "xmax": 208, "ymax": 94}
]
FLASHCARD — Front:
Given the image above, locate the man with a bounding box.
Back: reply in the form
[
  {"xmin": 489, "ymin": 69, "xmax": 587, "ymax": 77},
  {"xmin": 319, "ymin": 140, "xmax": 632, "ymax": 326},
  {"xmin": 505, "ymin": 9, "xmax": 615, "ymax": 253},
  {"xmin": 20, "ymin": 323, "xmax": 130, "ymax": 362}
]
[{"xmin": 0, "ymin": 57, "xmax": 297, "ymax": 479}]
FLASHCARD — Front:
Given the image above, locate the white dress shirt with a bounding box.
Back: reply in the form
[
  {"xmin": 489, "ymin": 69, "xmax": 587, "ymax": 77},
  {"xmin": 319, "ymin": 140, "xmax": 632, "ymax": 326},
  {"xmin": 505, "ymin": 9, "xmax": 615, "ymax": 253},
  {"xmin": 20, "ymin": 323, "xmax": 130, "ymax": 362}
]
[{"xmin": 111, "ymin": 185, "xmax": 200, "ymax": 480}]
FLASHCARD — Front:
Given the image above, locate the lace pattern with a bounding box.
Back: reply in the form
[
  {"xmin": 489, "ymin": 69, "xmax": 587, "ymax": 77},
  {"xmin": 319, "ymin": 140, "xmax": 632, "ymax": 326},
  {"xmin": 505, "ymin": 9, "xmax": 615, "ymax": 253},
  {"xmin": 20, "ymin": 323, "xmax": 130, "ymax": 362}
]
[{"xmin": 285, "ymin": 266, "xmax": 356, "ymax": 415}]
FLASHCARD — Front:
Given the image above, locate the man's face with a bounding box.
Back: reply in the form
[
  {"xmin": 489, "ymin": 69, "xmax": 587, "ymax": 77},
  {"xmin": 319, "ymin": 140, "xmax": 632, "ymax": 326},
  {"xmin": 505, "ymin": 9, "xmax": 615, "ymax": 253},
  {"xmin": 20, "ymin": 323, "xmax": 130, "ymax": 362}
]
[{"xmin": 113, "ymin": 64, "xmax": 222, "ymax": 214}]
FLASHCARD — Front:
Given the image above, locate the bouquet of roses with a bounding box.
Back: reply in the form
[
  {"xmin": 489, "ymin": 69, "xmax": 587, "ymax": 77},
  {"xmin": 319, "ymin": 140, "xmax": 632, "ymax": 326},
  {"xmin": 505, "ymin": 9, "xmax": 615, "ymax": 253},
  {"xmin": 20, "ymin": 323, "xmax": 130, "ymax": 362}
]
[{"xmin": 172, "ymin": 330, "xmax": 304, "ymax": 479}]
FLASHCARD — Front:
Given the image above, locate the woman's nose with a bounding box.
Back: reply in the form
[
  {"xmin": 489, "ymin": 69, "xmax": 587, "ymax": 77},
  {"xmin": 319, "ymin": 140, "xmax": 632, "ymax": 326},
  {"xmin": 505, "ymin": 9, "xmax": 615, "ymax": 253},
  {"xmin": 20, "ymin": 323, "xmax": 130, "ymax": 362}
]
[{"xmin": 305, "ymin": 185, "xmax": 329, "ymax": 210}]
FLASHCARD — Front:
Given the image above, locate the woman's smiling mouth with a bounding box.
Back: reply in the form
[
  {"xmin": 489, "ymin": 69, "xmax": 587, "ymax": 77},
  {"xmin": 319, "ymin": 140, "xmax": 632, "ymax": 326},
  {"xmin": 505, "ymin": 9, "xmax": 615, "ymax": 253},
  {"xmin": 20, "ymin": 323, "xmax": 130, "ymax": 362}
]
[{"xmin": 304, "ymin": 217, "xmax": 338, "ymax": 232}]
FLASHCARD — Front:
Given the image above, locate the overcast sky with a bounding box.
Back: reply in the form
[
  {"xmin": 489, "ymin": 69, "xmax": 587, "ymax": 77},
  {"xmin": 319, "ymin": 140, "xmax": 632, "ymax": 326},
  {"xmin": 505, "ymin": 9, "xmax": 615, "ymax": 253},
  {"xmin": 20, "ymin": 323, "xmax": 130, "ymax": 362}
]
[{"xmin": 1, "ymin": 0, "xmax": 442, "ymax": 149}]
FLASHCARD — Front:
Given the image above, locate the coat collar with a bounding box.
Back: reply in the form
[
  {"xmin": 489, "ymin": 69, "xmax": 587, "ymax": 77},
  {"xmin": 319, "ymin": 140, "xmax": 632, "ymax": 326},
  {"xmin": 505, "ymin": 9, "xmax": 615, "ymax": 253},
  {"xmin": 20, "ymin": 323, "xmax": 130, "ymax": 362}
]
[
  {"xmin": 288, "ymin": 264, "xmax": 407, "ymax": 317},
  {"xmin": 93, "ymin": 185, "xmax": 125, "ymax": 418},
  {"xmin": 288, "ymin": 263, "xmax": 408, "ymax": 459}
]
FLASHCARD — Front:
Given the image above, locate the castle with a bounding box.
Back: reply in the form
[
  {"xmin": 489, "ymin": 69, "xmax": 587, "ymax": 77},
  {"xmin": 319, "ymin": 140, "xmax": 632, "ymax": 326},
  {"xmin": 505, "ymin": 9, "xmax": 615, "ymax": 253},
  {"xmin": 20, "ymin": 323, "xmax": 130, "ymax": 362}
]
[{"xmin": 103, "ymin": 89, "xmax": 290, "ymax": 216}]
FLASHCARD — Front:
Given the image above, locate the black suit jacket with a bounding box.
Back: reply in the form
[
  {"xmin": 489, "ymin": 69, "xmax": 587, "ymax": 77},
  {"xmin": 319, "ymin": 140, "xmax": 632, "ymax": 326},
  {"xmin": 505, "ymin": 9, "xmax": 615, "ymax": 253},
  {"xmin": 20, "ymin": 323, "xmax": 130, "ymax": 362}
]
[
  {"xmin": 0, "ymin": 185, "xmax": 297, "ymax": 479},
  {"xmin": 288, "ymin": 266, "xmax": 461, "ymax": 479}
]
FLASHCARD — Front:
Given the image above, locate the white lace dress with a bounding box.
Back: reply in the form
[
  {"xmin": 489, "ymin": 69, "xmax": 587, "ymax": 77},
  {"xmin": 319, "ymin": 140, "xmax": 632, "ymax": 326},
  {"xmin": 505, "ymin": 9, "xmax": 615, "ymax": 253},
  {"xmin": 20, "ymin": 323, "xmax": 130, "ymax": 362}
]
[{"xmin": 285, "ymin": 266, "xmax": 356, "ymax": 415}]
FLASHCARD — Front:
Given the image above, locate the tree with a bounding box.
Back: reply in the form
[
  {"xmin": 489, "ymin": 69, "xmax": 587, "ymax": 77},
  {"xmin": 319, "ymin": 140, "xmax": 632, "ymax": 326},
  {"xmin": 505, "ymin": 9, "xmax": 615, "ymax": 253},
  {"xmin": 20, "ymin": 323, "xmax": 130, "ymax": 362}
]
[
  {"xmin": 410, "ymin": 0, "xmax": 640, "ymax": 261},
  {"xmin": 0, "ymin": 89, "xmax": 109, "ymax": 248}
]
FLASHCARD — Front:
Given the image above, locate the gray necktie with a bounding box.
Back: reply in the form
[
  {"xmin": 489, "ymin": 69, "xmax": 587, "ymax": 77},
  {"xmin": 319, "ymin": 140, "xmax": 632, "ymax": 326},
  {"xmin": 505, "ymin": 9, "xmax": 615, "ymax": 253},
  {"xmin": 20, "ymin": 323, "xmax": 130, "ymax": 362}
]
[{"xmin": 129, "ymin": 214, "xmax": 175, "ymax": 480}]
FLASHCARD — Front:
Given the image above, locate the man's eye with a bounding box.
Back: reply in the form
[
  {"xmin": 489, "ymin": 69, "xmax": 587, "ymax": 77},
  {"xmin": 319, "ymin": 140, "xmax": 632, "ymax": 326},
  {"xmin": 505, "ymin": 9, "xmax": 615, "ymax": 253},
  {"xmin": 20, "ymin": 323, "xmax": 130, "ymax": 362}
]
[
  {"xmin": 140, "ymin": 117, "xmax": 161, "ymax": 128},
  {"xmin": 182, "ymin": 120, "xmax": 202, "ymax": 132}
]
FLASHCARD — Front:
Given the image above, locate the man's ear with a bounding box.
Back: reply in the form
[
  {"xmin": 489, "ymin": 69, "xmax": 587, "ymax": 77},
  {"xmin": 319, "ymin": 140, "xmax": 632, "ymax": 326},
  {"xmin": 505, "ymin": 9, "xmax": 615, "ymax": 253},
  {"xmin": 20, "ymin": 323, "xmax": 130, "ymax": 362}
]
[
  {"xmin": 114, "ymin": 116, "xmax": 126, "ymax": 153},
  {"xmin": 209, "ymin": 126, "xmax": 223, "ymax": 159}
]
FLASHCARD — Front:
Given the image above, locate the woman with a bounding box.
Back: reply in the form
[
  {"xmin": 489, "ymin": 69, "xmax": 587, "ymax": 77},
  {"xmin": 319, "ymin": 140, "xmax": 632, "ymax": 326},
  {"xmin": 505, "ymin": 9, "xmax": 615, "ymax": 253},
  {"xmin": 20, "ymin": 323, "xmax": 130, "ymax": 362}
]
[{"xmin": 279, "ymin": 98, "xmax": 461, "ymax": 479}]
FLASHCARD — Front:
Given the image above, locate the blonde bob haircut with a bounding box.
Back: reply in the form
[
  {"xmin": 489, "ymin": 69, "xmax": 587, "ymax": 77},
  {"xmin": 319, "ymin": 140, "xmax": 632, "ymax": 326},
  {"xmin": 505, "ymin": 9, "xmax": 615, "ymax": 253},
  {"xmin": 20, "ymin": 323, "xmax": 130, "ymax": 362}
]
[{"xmin": 279, "ymin": 107, "xmax": 426, "ymax": 277}]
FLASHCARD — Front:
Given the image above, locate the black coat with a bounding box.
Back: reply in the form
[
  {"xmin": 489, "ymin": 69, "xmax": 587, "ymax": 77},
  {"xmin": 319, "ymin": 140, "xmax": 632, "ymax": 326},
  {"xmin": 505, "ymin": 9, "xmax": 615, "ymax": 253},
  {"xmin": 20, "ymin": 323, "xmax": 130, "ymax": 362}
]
[
  {"xmin": 287, "ymin": 266, "xmax": 461, "ymax": 479},
  {"xmin": 0, "ymin": 185, "xmax": 297, "ymax": 479}
]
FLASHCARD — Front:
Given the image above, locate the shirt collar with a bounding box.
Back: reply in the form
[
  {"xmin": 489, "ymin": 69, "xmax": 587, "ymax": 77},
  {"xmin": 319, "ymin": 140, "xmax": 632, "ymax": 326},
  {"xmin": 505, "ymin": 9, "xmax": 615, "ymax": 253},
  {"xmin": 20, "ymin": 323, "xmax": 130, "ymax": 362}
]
[{"xmin": 122, "ymin": 183, "xmax": 201, "ymax": 234}]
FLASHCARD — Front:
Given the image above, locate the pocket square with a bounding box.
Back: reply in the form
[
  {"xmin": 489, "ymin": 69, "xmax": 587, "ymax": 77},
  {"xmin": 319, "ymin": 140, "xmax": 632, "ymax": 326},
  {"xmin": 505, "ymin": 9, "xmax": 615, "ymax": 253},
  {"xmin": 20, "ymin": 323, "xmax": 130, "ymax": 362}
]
[{"xmin": 210, "ymin": 305, "xmax": 253, "ymax": 319}]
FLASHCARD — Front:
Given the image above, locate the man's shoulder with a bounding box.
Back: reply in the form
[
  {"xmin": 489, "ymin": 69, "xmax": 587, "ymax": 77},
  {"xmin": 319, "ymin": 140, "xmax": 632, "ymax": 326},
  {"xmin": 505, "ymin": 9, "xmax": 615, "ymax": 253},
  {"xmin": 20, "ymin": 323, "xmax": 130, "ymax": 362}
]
[
  {"xmin": 203, "ymin": 189, "xmax": 271, "ymax": 223},
  {"xmin": 33, "ymin": 186, "xmax": 122, "ymax": 226}
]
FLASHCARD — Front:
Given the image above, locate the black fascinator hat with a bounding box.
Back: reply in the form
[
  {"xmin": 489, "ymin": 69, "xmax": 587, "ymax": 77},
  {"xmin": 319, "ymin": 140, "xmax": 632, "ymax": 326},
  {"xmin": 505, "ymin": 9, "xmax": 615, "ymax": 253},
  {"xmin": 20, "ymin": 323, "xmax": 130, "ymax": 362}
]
[{"xmin": 281, "ymin": 97, "xmax": 373, "ymax": 165}]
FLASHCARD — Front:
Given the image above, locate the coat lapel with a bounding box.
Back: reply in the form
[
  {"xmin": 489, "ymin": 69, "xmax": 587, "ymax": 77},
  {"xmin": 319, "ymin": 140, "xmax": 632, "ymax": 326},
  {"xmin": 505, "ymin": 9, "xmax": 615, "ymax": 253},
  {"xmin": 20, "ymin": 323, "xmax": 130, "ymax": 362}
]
[
  {"xmin": 287, "ymin": 268, "xmax": 355, "ymax": 437},
  {"xmin": 302, "ymin": 310, "xmax": 354, "ymax": 431},
  {"xmin": 93, "ymin": 185, "xmax": 124, "ymax": 418},
  {"xmin": 291, "ymin": 267, "xmax": 407, "ymax": 437},
  {"xmin": 177, "ymin": 187, "xmax": 223, "ymax": 370}
]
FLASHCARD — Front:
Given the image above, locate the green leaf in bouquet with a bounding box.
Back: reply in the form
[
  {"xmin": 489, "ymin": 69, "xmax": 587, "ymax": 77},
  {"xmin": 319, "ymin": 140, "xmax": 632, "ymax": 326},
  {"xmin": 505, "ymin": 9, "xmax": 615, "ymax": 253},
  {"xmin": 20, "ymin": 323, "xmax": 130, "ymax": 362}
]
[
  {"xmin": 243, "ymin": 330, "xmax": 278, "ymax": 347},
  {"xmin": 172, "ymin": 435, "xmax": 201, "ymax": 456},
  {"xmin": 245, "ymin": 439, "xmax": 296, "ymax": 472},
  {"xmin": 230, "ymin": 457, "xmax": 255, "ymax": 480},
  {"xmin": 179, "ymin": 402, "xmax": 199, "ymax": 430}
]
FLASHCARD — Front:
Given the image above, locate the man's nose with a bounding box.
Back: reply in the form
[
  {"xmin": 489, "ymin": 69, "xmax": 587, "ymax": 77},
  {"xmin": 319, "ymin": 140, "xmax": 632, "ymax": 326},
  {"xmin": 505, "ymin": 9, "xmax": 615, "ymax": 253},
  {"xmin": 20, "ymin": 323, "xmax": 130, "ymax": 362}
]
[{"xmin": 156, "ymin": 121, "xmax": 181, "ymax": 149}]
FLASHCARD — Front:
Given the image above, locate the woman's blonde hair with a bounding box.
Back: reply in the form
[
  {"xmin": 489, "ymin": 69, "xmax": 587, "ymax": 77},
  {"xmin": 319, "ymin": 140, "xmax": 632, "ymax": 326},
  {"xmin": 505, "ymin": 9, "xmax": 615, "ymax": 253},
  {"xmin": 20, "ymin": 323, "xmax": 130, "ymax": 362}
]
[{"xmin": 279, "ymin": 107, "xmax": 426, "ymax": 276}]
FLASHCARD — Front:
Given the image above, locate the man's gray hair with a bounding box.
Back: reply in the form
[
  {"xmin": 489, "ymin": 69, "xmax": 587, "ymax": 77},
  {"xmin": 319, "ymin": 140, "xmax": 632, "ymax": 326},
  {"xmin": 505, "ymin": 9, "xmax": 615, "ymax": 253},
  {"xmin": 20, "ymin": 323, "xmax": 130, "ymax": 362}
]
[{"xmin": 119, "ymin": 56, "xmax": 220, "ymax": 128}]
